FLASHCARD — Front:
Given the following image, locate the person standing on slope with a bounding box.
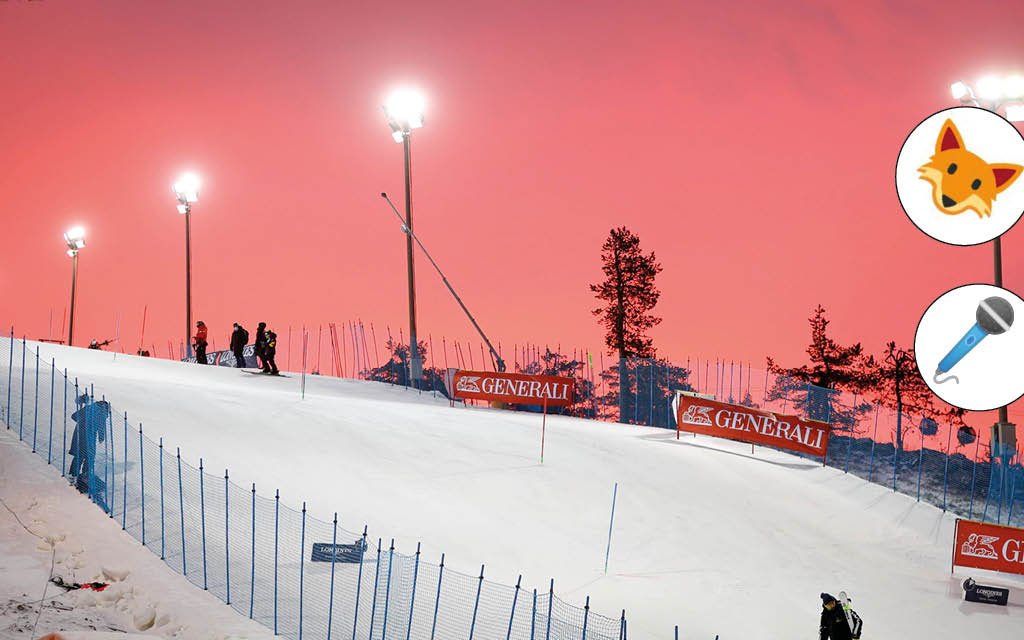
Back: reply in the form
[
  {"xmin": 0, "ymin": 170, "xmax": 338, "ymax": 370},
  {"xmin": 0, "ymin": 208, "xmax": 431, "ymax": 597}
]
[
  {"xmin": 820, "ymin": 593, "xmax": 853, "ymax": 640},
  {"xmin": 263, "ymin": 329, "xmax": 279, "ymax": 375},
  {"xmin": 194, "ymin": 321, "xmax": 209, "ymax": 365},
  {"xmin": 254, "ymin": 322, "xmax": 268, "ymax": 372},
  {"xmin": 230, "ymin": 323, "xmax": 249, "ymax": 368}
]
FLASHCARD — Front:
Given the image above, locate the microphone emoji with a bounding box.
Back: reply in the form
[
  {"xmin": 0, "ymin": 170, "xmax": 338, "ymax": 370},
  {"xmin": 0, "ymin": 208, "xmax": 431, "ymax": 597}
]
[{"xmin": 934, "ymin": 296, "xmax": 1014, "ymax": 384}]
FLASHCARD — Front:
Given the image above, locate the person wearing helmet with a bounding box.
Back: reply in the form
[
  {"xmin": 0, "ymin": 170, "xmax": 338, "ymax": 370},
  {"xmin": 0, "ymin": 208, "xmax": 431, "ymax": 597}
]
[
  {"xmin": 254, "ymin": 322, "xmax": 269, "ymax": 371},
  {"xmin": 194, "ymin": 321, "xmax": 209, "ymax": 365},
  {"xmin": 264, "ymin": 329, "xmax": 279, "ymax": 375}
]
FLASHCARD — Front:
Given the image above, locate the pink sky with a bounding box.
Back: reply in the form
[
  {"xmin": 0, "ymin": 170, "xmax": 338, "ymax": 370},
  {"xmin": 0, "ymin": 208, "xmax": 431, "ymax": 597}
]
[{"xmin": 2, "ymin": 1, "xmax": 1024, "ymax": 417}]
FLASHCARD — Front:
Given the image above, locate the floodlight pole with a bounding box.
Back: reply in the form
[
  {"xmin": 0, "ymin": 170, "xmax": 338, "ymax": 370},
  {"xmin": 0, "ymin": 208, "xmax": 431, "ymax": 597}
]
[
  {"xmin": 185, "ymin": 204, "xmax": 193, "ymax": 359},
  {"xmin": 68, "ymin": 251, "xmax": 78, "ymax": 347},
  {"xmin": 402, "ymin": 132, "xmax": 423, "ymax": 386}
]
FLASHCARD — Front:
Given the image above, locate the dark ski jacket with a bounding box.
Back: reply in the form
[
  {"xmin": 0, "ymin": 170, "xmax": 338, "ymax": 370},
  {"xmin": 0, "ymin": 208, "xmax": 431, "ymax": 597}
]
[
  {"xmin": 820, "ymin": 603, "xmax": 852, "ymax": 640},
  {"xmin": 231, "ymin": 326, "xmax": 249, "ymax": 351},
  {"xmin": 254, "ymin": 325, "xmax": 267, "ymax": 355},
  {"xmin": 265, "ymin": 332, "xmax": 277, "ymax": 357}
]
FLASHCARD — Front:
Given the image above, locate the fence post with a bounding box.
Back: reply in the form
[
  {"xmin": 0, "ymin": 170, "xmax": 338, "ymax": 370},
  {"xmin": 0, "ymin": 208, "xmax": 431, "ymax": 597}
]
[
  {"xmin": 618, "ymin": 610, "xmax": 625, "ymax": 640},
  {"xmin": 139, "ymin": 423, "xmax": 145, "ymax": 546},
  {"xmin": 581, "ymin": 595, "xmax": 590, "ymax": 640},
  {"xmin": 159, "ymin": 438, "xmax": 165, "ymax": 560},
  {"xmin": 328, "ymin": 513, "xmax": 338, "ymax": 639},
  {"xmin": 405, "ymin": 542, "xmax": 421, "ymax": 640},
  {"xmin": 274, "ymin": 489, "xmax": 279, "ymax": 635},
  {"xmin": 530, "ymin": 589, "xmax": 537, "ymax": 640},
  {"xmin": 982, "ymin": 460, "xmax": 997, "ymax": 524},
  {"xmin": 382, "ymin": 539, "xmax": 396, "ymax": 640},
  {"xmin": 6, "ymin": 328, "xmax": 11, "ymax": 429},
  {"xmin": 469, "ymin": 564, "xmax": 485, "ymax": 640},
  {"xmin": 199, "ymin": 458, "xmax": 208, "ymax": 590},
  {"xmin": 506, "ymin": 575, "xmax": 522, "ymax": 640},
  {"xmin": 352, "ymin": 525, "xmax": 368, "ymax": 640},
  {"xmin": 648, "ymin": 360, "xmax": 653, "ymax": 426},
  {"xmin": 429, "ymin": 553, "xmax": 445, "ymax": 640},
  {"xmin": 251, "ymin": 484, "xmax": 256, "ymax": 619},
  {"xmin": 546, "ymin": 579, "xmax": 553, "ymax": 640},
  {"xmin": 61, "ymin": 372, "xmax": 68, "ymax": 475},
  {"xmin": 33, "ymin": 346, "xmax": 39, "ymax": 451},
  {"xmin": 969, "ymin": 435, "xmax": 981, "ymax": 520},
  {"xmin": 177, "ymin": 448, "xmax": 186, "ymax": 574},
  {"xmin": 106, "ymin": 407, "xmax": 114, "ymax": 519},
  {"xmin": 299, "ymin": 502, "xmax": 306, "ymax": 639},
  {"xmin": 369, "ymin": 538, "xmax": 383, "ymax": 640},
  {"xmin": 942, "ymin": 423, "xmax": 953, "ymax": 511},
  {"xmin": 867, "ymin": 402, "xmax": 880, "ymax": 482},
  {"xmin": 48, "ymin": 358, "xmax": 54, "ymax": 464},
  {"xmin": 893, "ymin": 419, "xmax": 900, "ymax": 492},
  {"xmin": 225, "ymin": 469, "xmax": 231, "ymax": 605},
  {"xmin": 121, "ymin": 411, "xmax": 127, "ymax": 530},
  {"xmin": 1007, "ymin": 469, "xmax": 1018, "ymax": 525},
  {"xmin": 844, "ymin": 391, "xmax": 857, "ymax": 473},
  {"xmin": 917, "ymin": 425, "xmax": 925, "ymax": 501},
  {"xmin": 20, "ymin": 338, "xmax": 26, "ymax": 439}
]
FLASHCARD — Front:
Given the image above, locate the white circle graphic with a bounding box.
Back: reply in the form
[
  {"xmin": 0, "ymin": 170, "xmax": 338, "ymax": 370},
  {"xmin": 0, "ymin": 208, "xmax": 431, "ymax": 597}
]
[
  {"xmin": 896, "ymin": 107, "xmax": 1024, "ymax": 246},
  {"xmin": 915, "ymin": 283, "xmax": 1024, "ymax": 411}
]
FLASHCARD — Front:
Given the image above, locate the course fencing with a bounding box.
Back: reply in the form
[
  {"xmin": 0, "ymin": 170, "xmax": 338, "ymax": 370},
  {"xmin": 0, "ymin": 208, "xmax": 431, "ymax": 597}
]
[
  {"xmin": 618, "ymin": 357, "xmax": 1024, "ymax": 529},
  {"xmin": 0, "ymin": 334, "xmax": 629, "ymax": 640}
]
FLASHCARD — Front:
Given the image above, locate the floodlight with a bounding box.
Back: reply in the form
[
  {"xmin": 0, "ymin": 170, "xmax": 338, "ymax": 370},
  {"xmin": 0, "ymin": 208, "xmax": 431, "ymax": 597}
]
[
  {"xmin": 384, "ymin": 89, "xmax": 426, "ymax": 132},
  {"xmin": 173, "ymin": 172, "xmax": 201, "ymax": 204},
  {"xmin": 951, "ymin": 81, "xmax": 970, "ymax": 100},
  {"xmin": 1004, "ymin": 75, "xmax": 1024, "ymax": 99},
  {"xmin": 1006, "ymin": 104, "xmax": 1024, "ymax": 122},
  {"xmin": 64, "ymin": 226, "xmax": 85, "ymax": 252},
  {"xmin": 976, "ymin": 76, "xmax": 1003, "ymax": 101}
]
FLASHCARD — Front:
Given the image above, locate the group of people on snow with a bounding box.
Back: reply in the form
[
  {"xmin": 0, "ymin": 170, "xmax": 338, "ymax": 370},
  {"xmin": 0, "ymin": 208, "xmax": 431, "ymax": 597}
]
[{"xmin": 192, "ymin": 320, "xmax": 278, "ymax": 374}]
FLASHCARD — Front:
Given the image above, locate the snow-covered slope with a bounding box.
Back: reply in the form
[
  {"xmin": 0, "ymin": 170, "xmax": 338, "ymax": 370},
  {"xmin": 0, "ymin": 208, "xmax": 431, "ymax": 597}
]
[{"xmin": 3, "ymin": 341, "xmax": 1023, "ymax": 639}]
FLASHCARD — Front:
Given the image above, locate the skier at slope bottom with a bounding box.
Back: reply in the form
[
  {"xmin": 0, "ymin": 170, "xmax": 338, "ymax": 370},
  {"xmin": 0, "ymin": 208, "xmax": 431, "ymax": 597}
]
[{"xmin": 820, "ymin": 593, "xmax": 858, "ymax": 640}]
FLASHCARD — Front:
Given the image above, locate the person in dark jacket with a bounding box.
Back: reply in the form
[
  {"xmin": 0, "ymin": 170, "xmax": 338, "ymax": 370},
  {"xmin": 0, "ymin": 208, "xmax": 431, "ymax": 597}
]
[
  {"xmin": 263, "ymin": 330, "xmax": 279, "ymax": 375},
  {"xmin": 820, "ymin": 593, "xmax": 852, "ymax": 640},
  {"xmin": 254, "ymin": 322, "xmax": 268, "ymax": 372},
  {"xmin": 194, "ymin": 321, "xmax": 209, "ymax": 364},
  {"xmin": 68, "ymin": 395, "xmax": 109, "ymax": 492},
  {"xmin": 230, "ymin": 323, "xmax": 249, "ymax": 368}
]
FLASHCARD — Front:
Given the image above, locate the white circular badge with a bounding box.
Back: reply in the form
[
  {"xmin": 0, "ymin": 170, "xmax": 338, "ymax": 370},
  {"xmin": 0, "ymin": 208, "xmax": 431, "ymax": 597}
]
[
  {"xmin": 896, "ymin": 107, "xmax": 1024, "ymax": 246},
  {"xmin": 915, "ymin": 283, "xmax": 1024, "ymax": 411}
]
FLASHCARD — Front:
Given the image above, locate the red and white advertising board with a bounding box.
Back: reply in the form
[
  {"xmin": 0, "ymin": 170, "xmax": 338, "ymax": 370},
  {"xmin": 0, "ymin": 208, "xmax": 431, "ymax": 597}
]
[
  {"xmin": 676, "ymin": 394, "xmax": 831, "ymax": 459},
  {"xmin": 952, "ymin": 519, "xmax": 1024, "ymax": 577},
  {"xmin": 450, "ymin": 370, "xmax": 574, "ymax": 407}
]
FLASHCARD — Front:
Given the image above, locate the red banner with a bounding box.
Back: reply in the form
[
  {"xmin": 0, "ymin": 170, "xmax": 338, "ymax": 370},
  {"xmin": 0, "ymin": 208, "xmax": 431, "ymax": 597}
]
[
  {"xmin": 953, "ymin": 519, "xmax": 1024, "ymax": 576},
  {"xmin": 676, "ymin": 395, "xmax": 830, "ymax": 458},
  {"xmin": 451, "ymin": 370, "xmax": 574, "ymax": 407}
]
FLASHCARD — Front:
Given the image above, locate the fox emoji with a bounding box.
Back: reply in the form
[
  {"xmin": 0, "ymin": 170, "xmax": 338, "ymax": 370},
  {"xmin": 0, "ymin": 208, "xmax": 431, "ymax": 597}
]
[{"xmin": 917, "ymin": 119, "xmax": 1022, "ymax": 218}]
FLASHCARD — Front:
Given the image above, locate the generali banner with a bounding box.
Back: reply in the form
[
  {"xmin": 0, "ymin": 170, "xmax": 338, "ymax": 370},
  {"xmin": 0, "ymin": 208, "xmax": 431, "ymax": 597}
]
[
  {"xmin": 676, "ymin": 395, "xmax": 831, "ymax": 458},
  {"xmin": 953, "ymin": 519, "xmax": 1024, "ymax": 577},
  {"xmin": 451, "ymin": 370, "xmax": 574, "ymax": 407}
]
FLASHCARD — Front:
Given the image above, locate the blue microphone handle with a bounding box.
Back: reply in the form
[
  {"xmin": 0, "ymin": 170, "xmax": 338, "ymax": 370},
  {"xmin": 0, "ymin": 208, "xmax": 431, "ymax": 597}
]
[{"xmin": 937, "ymin": 323, "xmax": 987, "ymax": 373}]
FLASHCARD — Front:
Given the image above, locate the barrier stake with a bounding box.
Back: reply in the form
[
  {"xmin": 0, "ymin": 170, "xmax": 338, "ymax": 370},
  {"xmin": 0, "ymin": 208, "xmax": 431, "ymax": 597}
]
[
  {"xmin": 405, "ymin": 542, "xmax": 422, "ymax": 640},
  {"xmin": 844, "ymin": 392, "xmax": 857, "ymax": 473},
  {"xmin": 506, "ymin": 575, "xmax": 522, "ymax": 640},
  {"xmin": 177, "ymin": 448, "xmax": 186, "ymax": 574},
  {"xmin": 382, "ymin": 539, "xmax": 397, "ymax": 638},
  {"xmin": 274, "ymin": 489, "xmax": 279, "ymax": 634},
  {"xmin": 369, "ymin": 539, "xmax": 383, "ymax": 640},
  {"xmin": 942, "ymin": 422, "xmax": 954, "ymax": 511},
  {"xmin": 328, "ymin": 514, "xmax": 338, "ymax": 638},
  {"xmin": 226, "ymin": 470, "xmax": 231, "ymax": 605},
  {"xmin": 545, "ymin": 579, "xmax": 553, "ymax": 640},
  {"xmin": 969, "ymin": 435, "xmax": 981, "ymax": 519},
  {"xmin": 140, "ymin": 423, "xmax": 145, "ymax": 546},
  {"xmin": 582, "ymin": 595, "xmax": 590, "ymax": 640},
  {"xmin": 33, "ymin": 346, "xmax": 38, "ymax": 451},
  {"xmin": 48, "ymin": 359, "xmax": 54, "ymax": 463},
  {"xmin": 540, "ymin": 397, "xmax": 548, "ymax": 464},
  {"xmin": 159, "ymin": 438, "xmax": 165, "ymax": 559},
  {"xmin": 20, "ymin": 338, "xmax": 26, "ymax": 438},
  {"xmin": 251, "ymin": 484, "xmax": 256, "ymax": 619},
  {"xmin": 6, "ymin": 328, "xmax": 12, "ymax": 429},
  {"xmin": 121, "ymin": 411, "xmax": 126, "ymax": 529},
  {"xmin": 604, "ymin": 482, "xmax": 618, "ymax": 574},
  {"xmin": 469, "ymin": 564, "xmax": 485, "ymax": 640},
  {"xmin": 867, "ymin": 402, "xmax": 880, "ymax": 482},
  {"xmin": 429, "ymin": 553, "xmax": 444, "ymax": 640},
  {"xmin": 352, "ymin": 526, "xmax": 368, "ymax": 640},
  {"xmin": 199, "ymin": 458, "xmax": 207, "ymax": 590},
  {"xmin": 61, "ymin": 372, "xmax": 67, "ymax": 476},
  {"xmin": 299, "ymin": 502, "xmax": 306, "ymax": 639},
  {"xmin": 917, "ymin": 426, "xmax": 925, "ymax": 501}
]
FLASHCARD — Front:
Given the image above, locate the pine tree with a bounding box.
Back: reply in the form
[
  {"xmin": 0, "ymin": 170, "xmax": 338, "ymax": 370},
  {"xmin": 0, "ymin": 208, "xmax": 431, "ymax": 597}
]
[
  {"xmin": 862, "ymin": 342, "xmax": 937, "ymax": 455},
  {"xmin": 766, "ymin": 305, "xmax": 872, "ymax": 425},
  {"xmin": 590, "ymin": 227, "xmax": 663, "ymax": 423}
]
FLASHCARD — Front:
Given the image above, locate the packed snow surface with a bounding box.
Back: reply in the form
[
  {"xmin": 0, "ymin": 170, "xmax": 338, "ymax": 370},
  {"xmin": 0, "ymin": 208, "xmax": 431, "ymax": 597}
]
[{"xmin": 3, "ymin": 342, "xmax": 1023, "ymax": 639}]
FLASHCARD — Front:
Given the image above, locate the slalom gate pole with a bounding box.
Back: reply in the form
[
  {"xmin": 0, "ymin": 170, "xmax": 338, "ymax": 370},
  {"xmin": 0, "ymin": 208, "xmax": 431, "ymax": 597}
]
[
  {"xmin": 604, "ymin": 482, "xmax": 618, "ymax": 574},
  {"xmin": 540, "ymin": 397, "xmax": 547, "ymax": 464}
]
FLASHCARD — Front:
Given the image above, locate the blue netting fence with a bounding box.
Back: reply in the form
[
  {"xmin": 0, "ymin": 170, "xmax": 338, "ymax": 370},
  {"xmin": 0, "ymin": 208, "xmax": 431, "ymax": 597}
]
[
  {"xmin": 0, "ymin": 334, "xmax": 633, "ymax": 640},
  {"xmin": 617, "ymin": 357, "xmax": 1024, "ymax": 529}
]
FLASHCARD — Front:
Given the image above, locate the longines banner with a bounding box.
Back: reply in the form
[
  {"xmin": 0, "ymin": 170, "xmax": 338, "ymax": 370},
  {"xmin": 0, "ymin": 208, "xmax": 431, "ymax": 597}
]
[
  {"xmin": 182, "ymin": 344, "xmax": 257, "ymax": 368},
  {"xmin": 676, "ymin": 395, "xmax": 831, "ymax": 458},
  {"xmin": 451, "ymin": 370, "xmax": 574, "ymax": 407},
  {"xmin": 952, "ymin": 519, "xmax": 1024, "ymax": 577}
]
